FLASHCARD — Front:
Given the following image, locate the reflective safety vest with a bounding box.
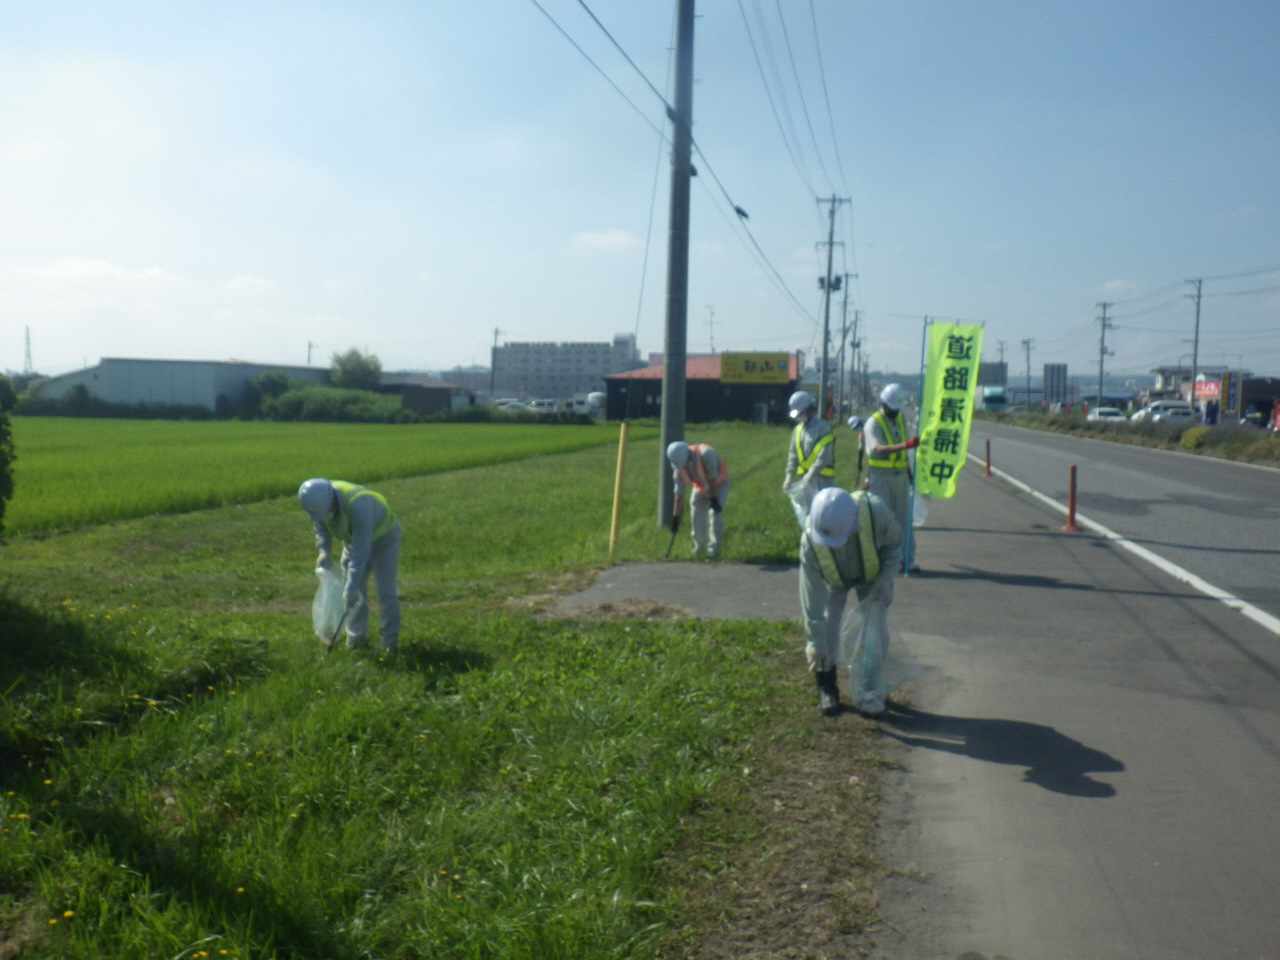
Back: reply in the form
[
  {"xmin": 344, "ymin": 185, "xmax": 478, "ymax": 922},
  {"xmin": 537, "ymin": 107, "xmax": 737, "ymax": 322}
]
[
  {"xmin": 677, "ymin": 444, "xmax": 728, "ymax": 491},
  {"xmin": 793, "ymin": 423, "xmax": 836, "ymax": 478},
  {"xmin": 813, "ymin": 490, "xmax": 880, "ymax": 588},
  {"xmin": 327, "ymin": 481, "xmax": 397, "ymax": 542},
  {"xmin": 867, "ymin": 410, "xmax": 908, "ymax": 470}
]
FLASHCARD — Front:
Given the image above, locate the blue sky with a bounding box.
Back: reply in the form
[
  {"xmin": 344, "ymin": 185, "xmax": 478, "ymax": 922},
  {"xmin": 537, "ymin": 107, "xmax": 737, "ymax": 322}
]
[{"xmin": 3, "ymin": 1, "xmax": 1277, "ymax": 382}]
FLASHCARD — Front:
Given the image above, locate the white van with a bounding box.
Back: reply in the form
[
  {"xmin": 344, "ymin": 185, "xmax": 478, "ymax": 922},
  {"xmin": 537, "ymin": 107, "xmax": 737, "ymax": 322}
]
[{"xmin": 1131, "ymin": 400, "xmax": 1193, "ymax": 423}]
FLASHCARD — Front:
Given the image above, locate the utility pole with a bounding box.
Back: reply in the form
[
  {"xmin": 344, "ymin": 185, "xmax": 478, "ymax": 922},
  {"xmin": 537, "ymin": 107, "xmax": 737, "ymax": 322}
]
[
  {"xmin": 816, "ymin": 196, "xmax": 848, "ymax": 417},
  {"xmin": 488, "ymin": 327, "xmax": 502, "ymax": 401},
  {"xmin": 850, "ymin": 308, "xmax": 863, "ymax": 409},
  {"xmin": 658, "ymin": 0, "xmax": 695, "ymax": 528},
  {"xmin": 23, "ymin": 326, "xmax": 34, "ymax": 376},
  {"xmin": 1186, "ymin": 279, "xmax": 1202, "ymax": 416},
  {"xmin": 1022, "ymin": 338, "xmax": 1034, "ymax": 407},
  {"xmin": 307, "ymin": 341, "xmax": 316, "ymax": 365},
  {"xmin": 836, "ymin": 276, "xmax": 851, "ymax": 415},
  {"xmin": 1096, "ymin": 302, "xmax": 1114, "ymax": 408},
  {"xmin": 706, "ymin": 305, "xmax": 717, "ymax": 353}
]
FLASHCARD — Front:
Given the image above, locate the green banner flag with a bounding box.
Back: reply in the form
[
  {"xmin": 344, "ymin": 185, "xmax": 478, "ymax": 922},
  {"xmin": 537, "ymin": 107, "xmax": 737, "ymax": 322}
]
[{"xmin": 917, "ymin": 322, "xmax": 984, "ymax": 499}]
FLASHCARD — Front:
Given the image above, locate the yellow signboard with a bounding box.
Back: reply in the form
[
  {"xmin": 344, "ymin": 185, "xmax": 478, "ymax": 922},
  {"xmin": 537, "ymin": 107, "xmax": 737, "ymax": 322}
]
[{"xmin": 720, "ymin": 352, "xmax": 790, "ymax": 384}]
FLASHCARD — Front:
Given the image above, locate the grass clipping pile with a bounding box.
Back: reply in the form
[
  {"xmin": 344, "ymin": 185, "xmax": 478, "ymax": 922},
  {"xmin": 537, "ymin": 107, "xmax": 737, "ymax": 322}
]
[{"xmin": 557, "ymin": 597, "xmax": 893, "ymax": 959}]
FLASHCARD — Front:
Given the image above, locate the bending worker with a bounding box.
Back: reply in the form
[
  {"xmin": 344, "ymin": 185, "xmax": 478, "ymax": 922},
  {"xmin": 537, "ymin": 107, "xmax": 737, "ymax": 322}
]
[
  {"xmin": 298, "ymin": 478, "xmax": 402, "ymax": 650},
  {"xmin": 800, "ymin": 486, "xmax": 904, "ymax": 718},
  {"xmin": 784, "ymin": 390, "xmax": 835, "ymax": 521},
  {"xmin": 865, "ymin": 383, "xmax": 919, "ymax": 571},
  {"xmin": 667, "ymin": 440, "xmax": 729, "ymax": 558}
]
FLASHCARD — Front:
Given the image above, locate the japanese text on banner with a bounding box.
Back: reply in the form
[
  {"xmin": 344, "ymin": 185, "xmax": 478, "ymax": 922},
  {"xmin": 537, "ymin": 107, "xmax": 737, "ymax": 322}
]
[{"xmin": 917, "ymin": 323, "xmax": 984, "ymax": 499}]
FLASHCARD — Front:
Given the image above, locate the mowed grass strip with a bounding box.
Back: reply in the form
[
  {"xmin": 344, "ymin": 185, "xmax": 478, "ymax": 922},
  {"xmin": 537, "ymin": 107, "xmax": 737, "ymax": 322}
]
[
  {"xmin": 0, "ymin": 421, "xmax": 853, "ymax": 960},
  {"xmin": 7, "ymin": 418, "xmax": 655, "ymax": 538}
]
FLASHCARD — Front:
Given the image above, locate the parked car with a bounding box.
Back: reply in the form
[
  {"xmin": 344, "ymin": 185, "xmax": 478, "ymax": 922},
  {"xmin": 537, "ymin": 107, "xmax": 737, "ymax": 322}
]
[
  {"xmin": 1086, "ymin": 407, "xmax": 1128, "ymax": 422},
  {"xmin": 1151, "ymin": 407, "xmax": 1197, "ymax": 424},
  {"xmin": 1131, "ymin": 400, "xmax": 1193, "ymax": 423}
]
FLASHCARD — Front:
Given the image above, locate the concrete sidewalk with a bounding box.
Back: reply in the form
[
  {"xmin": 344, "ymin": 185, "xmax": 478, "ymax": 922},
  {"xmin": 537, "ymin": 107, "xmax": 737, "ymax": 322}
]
[{"xmin": 559, "ymin": 469, "xmax": 1280, "ymax": 959}]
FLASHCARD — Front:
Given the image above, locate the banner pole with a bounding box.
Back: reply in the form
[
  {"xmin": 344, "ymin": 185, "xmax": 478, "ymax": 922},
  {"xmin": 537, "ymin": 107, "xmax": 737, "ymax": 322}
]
[{"xmin": 903, "ymin": 317, "xmax": 930, "ymax": 575}]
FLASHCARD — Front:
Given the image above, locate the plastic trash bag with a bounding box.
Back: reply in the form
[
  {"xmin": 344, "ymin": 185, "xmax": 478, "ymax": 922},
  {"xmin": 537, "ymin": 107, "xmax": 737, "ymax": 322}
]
[
  {"xmin": 786, "ymin": 478, "xmax": 816, "ymax": 529},
  {"xmin": 838, "ymin": 598, "xmax": 921, "ymax": 703},
  {"xmin": 312, "ymin": 565, "xmax": 345, "ymax": 644},
  {"xmin": 912, "ymin": 491, "xmax": 929, "ymax": 528}
]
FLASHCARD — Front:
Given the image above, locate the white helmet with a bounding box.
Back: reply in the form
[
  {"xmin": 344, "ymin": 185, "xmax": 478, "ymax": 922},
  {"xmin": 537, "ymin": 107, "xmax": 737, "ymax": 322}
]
[
  {"xmin": 788, "ymin": 390, "xmax": 815, "ymax": 419},
  {"xmin": 298, "ymin": 478, "xmax": 335, "ymax": 521},
  {"xmin": 846, "ymin": 414, "xmax": 862, "ymax": 431},
  {"xmin": 880, "ymin": 383, "xmax": 908, "ymax": 411},
  {"xmin": 666, "ymin": 441, "xmax": 691, "ymax": 469},
  {"xmin": 809, "ymin": 487, "xmax": 860, "ymax": 548}
]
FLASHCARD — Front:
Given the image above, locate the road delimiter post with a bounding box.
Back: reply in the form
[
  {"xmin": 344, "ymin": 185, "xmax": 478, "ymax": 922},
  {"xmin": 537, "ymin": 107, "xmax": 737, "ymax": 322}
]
[{"xmin": 1062, "ymin": 463, "xmax": 1081, "ymax": 532}]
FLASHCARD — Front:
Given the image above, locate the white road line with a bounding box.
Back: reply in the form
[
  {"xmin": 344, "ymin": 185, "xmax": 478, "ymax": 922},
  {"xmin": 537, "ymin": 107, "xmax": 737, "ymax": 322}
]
[{"xmin": 968, "ymin": 452, "xmax": 1280, "ymax": 640}]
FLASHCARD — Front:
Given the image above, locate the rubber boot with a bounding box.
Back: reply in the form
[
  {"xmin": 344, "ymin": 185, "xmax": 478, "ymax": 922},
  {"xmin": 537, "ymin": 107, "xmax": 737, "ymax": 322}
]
[{"xmin": 817, "ymin": 668, "xmax": 840, "ymax": 717}]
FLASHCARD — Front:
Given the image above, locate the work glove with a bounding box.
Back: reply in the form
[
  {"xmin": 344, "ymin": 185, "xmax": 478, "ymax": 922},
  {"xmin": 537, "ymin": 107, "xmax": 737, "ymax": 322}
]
[
  {"xmin": 710, "ymin": 496, "xmax": 722, "ymax": 513},
  {"xmin": 865, "ymin": 576, "xmax": 894, "ymax": 605},
  {"xmin": 905, "ymin": 435, "xmax": 920, "ymax": 449},
  {"xmin": 317, "ymin": 551, "xmax": 333, "ymax": 571}
]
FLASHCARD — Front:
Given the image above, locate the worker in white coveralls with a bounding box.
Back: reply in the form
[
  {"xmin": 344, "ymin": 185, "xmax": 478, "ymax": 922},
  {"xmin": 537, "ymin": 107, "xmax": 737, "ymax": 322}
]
[
  {"xmin": 783, "ymin": 390, "xmax": 835, "ymax": 524},
  {"xmin": 865, "ymin": 382, "xmax": 919, "ymax": 572},
  {"xmin": 298, "ymin": 478, "xmax": 402, "ymax": 650},
  {"xmin": 667, "ymin": 441, "xmax": 730, "ymax": 558},
  {"xmin": 799, "ymin": 486, "xmax": 904, "ymax": 717}
]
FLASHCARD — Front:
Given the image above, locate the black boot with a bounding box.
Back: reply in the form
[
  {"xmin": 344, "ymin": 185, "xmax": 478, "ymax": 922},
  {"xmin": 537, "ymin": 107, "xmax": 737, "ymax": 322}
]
[{"xmin": 817, "ymin": 668, "xmax": 840, "ymax": 716}]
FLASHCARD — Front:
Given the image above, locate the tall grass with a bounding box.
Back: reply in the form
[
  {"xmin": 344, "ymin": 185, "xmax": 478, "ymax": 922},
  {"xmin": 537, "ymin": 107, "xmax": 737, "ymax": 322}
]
[
  {"xmin": 7, "ymin": 419, "xmax": 654, "ymax": 538},
  {"xmin": 1, "ymin": 421, "xmax": 827, "ymax": 959}
]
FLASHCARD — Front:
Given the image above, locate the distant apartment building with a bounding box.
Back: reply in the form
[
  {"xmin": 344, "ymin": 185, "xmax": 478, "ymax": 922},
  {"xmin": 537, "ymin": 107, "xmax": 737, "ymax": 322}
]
[{"xmin": 492, "ymin": 333, "xmax": 643, "ymax": 399}]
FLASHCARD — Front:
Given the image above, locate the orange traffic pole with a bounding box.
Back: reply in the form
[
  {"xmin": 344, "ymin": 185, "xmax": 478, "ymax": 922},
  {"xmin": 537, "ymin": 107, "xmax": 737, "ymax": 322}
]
[{"xmin": 1061, "ymin": 463, "xmax": 1081, "ymax": 532}]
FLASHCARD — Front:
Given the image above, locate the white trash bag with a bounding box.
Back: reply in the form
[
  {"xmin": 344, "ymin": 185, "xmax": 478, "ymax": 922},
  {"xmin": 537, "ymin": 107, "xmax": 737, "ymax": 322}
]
[
  {"xmin": 785, "ymin": 478, "xmax": 816, "ymax": 529},
  {"xmin": 912, "ymin": 491, "xmax": 929, "ymax": 528},
  {"xmin": 839, "ymin": 599, "xmax": 922, "ymax": 703},
  {"xmin": 312, "ymin": 565, "xmax": 345, "ymax": 644}
]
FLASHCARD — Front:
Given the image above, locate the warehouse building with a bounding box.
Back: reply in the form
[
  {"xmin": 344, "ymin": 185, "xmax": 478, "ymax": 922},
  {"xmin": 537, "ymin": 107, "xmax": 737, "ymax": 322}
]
[{"xmin": 32, "ymin": 357, "xmax": 329, "ymax": 413}]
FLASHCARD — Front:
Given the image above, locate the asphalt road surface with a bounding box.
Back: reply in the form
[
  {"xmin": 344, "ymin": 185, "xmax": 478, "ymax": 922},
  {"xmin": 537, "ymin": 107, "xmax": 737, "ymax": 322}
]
[{"xmin": 563, "ymin": 433, "xmax": 1280, "ymax": 959}]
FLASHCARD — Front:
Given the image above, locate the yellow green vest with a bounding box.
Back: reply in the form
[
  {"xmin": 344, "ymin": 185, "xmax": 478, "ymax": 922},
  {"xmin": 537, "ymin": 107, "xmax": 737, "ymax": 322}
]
[
  {"xmin": 867, "ymin": 410, "xmax": 908, "ymax": 470},
  {"xmin": 326, "ymin": 481, "xmax": 397, "ymax": 542},
  {"xmin": 813, "ymin": 491, "xmax": 880, "ymax": 588},
  {"xmin": 793, "ymin": 423, "xmax": 836, "ymax": 478}
]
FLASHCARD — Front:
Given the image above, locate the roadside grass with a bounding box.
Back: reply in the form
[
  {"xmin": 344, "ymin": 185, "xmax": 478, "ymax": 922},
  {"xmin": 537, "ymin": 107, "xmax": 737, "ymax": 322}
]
[
  {"xmin": 6, "ymin": 419, "xmax": 655, "ymax": 539},
  {"xmin": 0, "ymin": 421, "xmax": 871, "ymax": 959}
]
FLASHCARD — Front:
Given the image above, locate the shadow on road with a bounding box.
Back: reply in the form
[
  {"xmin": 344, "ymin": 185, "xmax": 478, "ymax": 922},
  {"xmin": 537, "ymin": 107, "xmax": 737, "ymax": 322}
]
[{"xmin": 881, "ymin": 705, "xmax": 1125, "ymax": 798}]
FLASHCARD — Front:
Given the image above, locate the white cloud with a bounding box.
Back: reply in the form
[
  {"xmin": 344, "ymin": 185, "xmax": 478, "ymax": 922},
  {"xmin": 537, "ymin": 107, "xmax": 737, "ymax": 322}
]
[
  {"xmin": 572, "ymin": 229, "xmax": 640, "ymax": 252},
  {"xmin": 224, "ymin": 275, "xmax": 277, "ymax": 295}
]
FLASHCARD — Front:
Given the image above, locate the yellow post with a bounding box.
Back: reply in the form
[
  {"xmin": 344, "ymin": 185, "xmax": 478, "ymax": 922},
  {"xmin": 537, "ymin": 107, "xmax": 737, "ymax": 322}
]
[{"xmin": 608, "ymin": 421, "xmax": 630, "ymax": 559}]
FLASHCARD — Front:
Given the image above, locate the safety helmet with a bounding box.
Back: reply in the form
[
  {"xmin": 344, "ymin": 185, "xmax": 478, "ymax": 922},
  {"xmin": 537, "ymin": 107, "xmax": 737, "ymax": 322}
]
[
  {"xmin": 788, "ymin": 390, "xmax": 815, "ymax": 419},
  {"xmin": 298, "ymin": 478, "xmax": 335, "ymax": 521},
  {"xmin": 846, "ymin": 414, "xmax": 862, "ymax": 431},
  {"xmin": 809, "ymin": 487, "xmax": 860, "ymax": 548},
  {"xmin": 666, "ymin": 441, "xmax": 691, "ymax": 469},
  {"xmin": 880, "ymin": 383, "xmax": 908, "ymax": 411}
]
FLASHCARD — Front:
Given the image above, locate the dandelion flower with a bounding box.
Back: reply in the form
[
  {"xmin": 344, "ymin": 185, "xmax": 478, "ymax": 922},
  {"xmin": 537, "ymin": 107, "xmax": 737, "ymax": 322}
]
[{"xmin": 63, "ymin": 910, "xmax": 74, "ymax": 918}]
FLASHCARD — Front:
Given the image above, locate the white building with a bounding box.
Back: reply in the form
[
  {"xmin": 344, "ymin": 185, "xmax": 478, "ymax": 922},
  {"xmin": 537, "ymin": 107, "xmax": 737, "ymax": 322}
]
[
  {"xmin": 492, "ymin": 333, "xmax": 643, "ymax": 399},
  {"xmin": 33, "ymin": 357, "xmax": 329, "ymax": 412}
]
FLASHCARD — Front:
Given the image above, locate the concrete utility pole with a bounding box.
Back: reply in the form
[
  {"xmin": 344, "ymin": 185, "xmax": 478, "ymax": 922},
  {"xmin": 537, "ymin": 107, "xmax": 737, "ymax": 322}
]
[
  {"xmin": 1186, "ymin": 279, "xmax": 1202, "ymax": 415},
  {"xmin": 1022, "ymin": 338, "xmax": 1034, "ymax": 407},
  {"xmin": 816, "ymin": 196, "xmax": 848, "ymax": 416},
  {"xmin": 658, "ymin": 0, "xmax": 695, "ymax": 528},
  {"xmin": 24, "ymin": 326, "xmax": 34, "ymax": 376},
  {"xmin": 1096, "ymin": 302, "xmax": 1114, "ymax": 408},
  {"xmin": 836, "ymin": 277, "xmax": 851, "ymax": 415}
]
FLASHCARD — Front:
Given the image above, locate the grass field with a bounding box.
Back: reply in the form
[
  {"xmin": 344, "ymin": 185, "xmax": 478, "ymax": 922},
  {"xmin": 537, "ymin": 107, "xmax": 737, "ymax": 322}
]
[
  {"xmin": 0, "ymin": 419, "xmax": 873, "ymax": 959},
  {"xmin": 5, "ymin": 419, "xmax": 657, "ymax": 538}
]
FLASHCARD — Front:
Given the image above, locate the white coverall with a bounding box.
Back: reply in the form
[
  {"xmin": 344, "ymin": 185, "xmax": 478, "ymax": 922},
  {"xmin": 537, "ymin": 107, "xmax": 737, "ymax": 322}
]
[
  {"xmin": 672, "ymin": 444, "xmax": 730, "ymax": 557},
  {"xmin": 314, "ymin": 484, "xmax": 402, "ymax": 649},
  {"xmin": 799, "ymin": 491, "xmax": 903, "ymax": 711},
  {"xmin": 864, "ymin": 409, "xmax": 914, "ymax": 563},
  {"xmin": 784, "ymin": 415, "xmax": 835, "ymax": 523}
]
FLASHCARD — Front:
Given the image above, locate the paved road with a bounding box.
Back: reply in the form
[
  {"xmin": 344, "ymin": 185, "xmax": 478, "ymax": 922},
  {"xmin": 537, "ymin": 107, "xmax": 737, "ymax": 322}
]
[{"xmin": 561, "ymin": 442, "xmax": 1280, "ymax": 959}]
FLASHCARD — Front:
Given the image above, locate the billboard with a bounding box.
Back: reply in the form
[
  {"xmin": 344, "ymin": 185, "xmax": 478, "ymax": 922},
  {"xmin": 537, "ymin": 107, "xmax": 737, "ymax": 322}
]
[
  {"xmin": 1043, "ymin": 363, "xmax": 1068, "ymax": 404},
  {"xmin": 720, "ymin": 352, "xmax": 790, "ymax": 384}
]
